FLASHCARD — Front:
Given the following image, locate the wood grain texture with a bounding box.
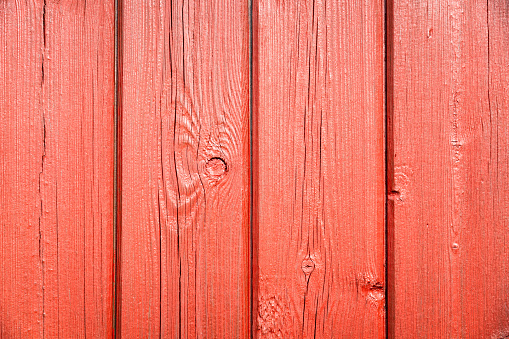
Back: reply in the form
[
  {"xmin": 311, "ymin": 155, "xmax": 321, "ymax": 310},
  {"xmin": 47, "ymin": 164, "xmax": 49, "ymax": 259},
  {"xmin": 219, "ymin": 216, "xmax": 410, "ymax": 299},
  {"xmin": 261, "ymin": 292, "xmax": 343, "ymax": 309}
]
[
  {"xmin": 253, "ymin": 0, "xmax": 385, "ymax": 337},
  {"xmin": 0, "ymin": 0, "xmax": 115, "ymax": 338},
  {"xmin": 388, "ymin": 0, "xmax": 509, "ymax": 337},
  {"xmin": 119, "ymin": 0, "xmax": 250, "ymax": 337}
]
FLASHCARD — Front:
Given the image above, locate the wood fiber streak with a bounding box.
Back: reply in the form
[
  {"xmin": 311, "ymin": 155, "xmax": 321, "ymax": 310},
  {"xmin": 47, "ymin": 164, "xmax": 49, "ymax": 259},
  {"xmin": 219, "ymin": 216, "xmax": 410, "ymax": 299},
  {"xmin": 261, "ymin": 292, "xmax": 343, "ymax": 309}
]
[
  {"xmin": 388, "ymin": 0, "xmax": 509, "ymax": 337},
  {"xmin": 119, "ymin": 0, "xmax": 250, "ymax": 337},
  {"xmin": 253, "ymin": 0, "xmax": 385, "ymax": 337},
  {"xmin": 0, "ymin": 1, "xmax": 115, "ymax": 338}
]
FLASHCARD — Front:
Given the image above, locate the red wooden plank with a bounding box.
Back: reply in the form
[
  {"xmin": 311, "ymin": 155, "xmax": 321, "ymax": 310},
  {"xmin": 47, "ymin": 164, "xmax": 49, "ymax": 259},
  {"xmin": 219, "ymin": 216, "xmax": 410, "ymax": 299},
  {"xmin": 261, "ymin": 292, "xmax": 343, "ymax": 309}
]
[
  {"xmin": 119, "ymin": 0, "xmax": 250, "ymax": 337},
  {"xmin": 253, "ymin": 0, "xmax": 385, "ymax": 337},
  {"xmin": 0, "ymin": 1, "xmax": 115, "ymax": 337},
  {"xmin": 388, "ymin": 0, "xmax": 509, "ymax": 336}
]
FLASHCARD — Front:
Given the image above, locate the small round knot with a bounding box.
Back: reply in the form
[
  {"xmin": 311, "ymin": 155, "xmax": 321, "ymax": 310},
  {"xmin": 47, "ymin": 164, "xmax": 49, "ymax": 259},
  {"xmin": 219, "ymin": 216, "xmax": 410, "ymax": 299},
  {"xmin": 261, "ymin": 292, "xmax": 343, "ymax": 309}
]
[
  {"xmin": 204, "ymin": 157, "xmax": 227, "ymax": 180},
  {"xmin": 301, "ymin": 258, "xmax": 315, "ymax": 275}
]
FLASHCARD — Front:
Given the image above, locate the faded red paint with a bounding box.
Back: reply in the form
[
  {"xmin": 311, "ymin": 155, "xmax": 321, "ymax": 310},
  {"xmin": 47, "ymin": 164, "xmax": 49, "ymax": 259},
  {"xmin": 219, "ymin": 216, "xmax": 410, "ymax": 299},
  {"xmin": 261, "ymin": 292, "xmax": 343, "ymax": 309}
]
[
  {"xmin": 118, "ymin": 0, "xmax": 250, "ymax": 337},
  {"xmin": 253, "ymin": 0, "xmax": 386, "ymax": 337},
  {"xmin": 2, "ymin": 0, "xmax": 509, "ymax": 337},
  {"xmin": 0, "ymin": 0, "xmax": 115, "ymax": 337},
  {"xmin": 388, "ymin": 0, "xmax": 509, "ymax": 337}
]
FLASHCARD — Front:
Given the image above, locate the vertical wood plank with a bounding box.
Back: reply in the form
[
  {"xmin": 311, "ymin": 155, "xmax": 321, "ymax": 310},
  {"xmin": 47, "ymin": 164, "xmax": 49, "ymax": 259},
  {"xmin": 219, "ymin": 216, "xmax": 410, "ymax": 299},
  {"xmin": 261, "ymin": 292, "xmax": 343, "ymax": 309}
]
[
  {"xmin": 253, "ymin": 0, "xmax": 386, "ymax": 337},
  {"xmin": 119, "ymin": 0, "xmax": 250, "ymax": 337},
  {"xmin": 0, "ymin": 1, "xmax": 115, "ymax": 337},
  {"xmin": 389, "ymin": 0, "xmax": 509, "ymax": 336}
]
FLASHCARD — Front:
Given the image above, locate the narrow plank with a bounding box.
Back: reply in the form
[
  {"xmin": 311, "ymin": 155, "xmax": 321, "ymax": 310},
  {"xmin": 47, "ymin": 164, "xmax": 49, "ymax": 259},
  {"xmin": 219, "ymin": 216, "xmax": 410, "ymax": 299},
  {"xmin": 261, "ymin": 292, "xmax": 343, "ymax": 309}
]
[
  {"xmin": 0, "ymin": 0, "xmax": 115, "ymax": 338},
  {"xmin": 119, "ymin": 0, "xmax": 250, "ymax": 337},
  {"xmin": 389, "ymin": 0, "xmax": 509, "ymax": 336},
  {"xmin": 253, "ymin": 0, "xmax": 385, "ymax": 337}
]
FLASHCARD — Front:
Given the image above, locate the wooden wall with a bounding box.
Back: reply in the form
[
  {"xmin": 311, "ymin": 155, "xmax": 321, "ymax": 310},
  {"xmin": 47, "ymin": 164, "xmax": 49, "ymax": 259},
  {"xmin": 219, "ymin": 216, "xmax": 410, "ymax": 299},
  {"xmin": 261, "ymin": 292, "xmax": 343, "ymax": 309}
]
[{"xmin": 1, "ymin": 0, "xmax": 508, "ymax": 337}]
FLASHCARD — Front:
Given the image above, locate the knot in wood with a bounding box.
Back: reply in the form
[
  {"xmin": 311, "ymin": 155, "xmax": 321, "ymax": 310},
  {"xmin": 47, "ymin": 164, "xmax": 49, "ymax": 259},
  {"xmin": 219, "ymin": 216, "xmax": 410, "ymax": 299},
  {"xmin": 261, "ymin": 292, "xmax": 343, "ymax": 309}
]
[
  {"xmin": 301, "ymin": 258, "xmax": 315, "ymax": 275},
  {"xmin": 204, "ymin": 157, "xmax": 227, "ymax": 180}
]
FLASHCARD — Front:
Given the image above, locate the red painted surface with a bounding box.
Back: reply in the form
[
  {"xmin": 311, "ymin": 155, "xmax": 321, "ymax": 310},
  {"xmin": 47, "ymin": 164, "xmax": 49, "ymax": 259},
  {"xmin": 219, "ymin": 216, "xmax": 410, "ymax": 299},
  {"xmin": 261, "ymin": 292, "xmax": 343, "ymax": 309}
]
[
  {"xmin": 118, "ymin": 0, "xmax": 250, "ymax": 337},
  {"xmin": 3, "ymin": 0, "xmax": 509, "ymax": 337},
  {"xmin": 388, "ymin": 0, "xmax": 509, "ymax": 337},
  {"xmin": 253, "ymin": 0, "xmax": 385, "ymax": 337},
  {"xmin": 0, "ymin": 1, "xmax": 115, "ymax": 338}
]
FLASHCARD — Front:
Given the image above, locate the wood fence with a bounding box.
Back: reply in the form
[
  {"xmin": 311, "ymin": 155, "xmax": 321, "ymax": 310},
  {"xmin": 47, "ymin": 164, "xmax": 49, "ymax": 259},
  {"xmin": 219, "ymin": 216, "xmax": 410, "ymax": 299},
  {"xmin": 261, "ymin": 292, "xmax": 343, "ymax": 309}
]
[{"xmin": 1, "ymin": 0, "xmax": 508, "ymax": 337}]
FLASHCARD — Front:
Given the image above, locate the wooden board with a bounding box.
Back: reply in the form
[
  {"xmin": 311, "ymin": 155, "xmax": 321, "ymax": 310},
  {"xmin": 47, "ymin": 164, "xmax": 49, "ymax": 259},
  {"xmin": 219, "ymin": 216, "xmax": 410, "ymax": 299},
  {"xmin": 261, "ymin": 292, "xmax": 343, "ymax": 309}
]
[
  {"xmin": 118, "ymin": 0, "xmax": 250, "ymax": 337},
  {"xmin": 388, "ymin": 0, "xmax": 509, "ymax": 336},
  {"xmin": 253, "ymin": 0, "xmax": 386, "ymax": 337},
  {"xmin": 0, "ymin": 0, "xmax": 115, "ymax": 337}
]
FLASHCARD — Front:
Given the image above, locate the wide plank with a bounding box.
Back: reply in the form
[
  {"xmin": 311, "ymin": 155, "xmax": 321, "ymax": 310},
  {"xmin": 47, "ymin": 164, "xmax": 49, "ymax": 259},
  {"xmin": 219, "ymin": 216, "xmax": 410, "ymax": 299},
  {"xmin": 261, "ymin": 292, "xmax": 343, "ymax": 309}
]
[
  {"xmin": 119, "ymin": 0, "xmax": 250, "ymax": 337},
  {"xmin": 0, "ymin": 1, "xmax": 115, "ymax": 337},
  {"xmin": 388, "ymin": 0, "xmax": 509, "ymax": 336},
  {"xmin": 253, "ymin": 0, "xmax": 386, "ymax": 337}
]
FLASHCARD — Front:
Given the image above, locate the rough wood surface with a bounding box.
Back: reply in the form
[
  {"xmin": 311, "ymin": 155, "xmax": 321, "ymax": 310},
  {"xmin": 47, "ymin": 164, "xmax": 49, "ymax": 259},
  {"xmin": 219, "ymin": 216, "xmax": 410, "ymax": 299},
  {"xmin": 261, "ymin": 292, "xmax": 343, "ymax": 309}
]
[
  {"xmin": 253, "ymin": 0, "xmax": 386, "ymax": 337},
  {"xmin": 119, "ymin": 0, "xmax": 250, "ymax": 337},
  {"xmin": 388, "ymin": 0, "xmax": 509, "ymax": 336},
  {"xmin": 0, "ymin": 1, "xmax": 115, "ymax": 337}
]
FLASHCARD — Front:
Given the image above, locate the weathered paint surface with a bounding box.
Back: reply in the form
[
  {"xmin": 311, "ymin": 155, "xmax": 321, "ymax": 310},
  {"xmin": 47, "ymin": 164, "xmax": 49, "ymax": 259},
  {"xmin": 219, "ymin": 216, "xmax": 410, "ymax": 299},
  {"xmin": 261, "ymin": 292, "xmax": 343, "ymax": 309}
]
[
  {"xmin": 3, "ymin": 0, "xmax": 509, "ymax": 337},
  {"xmin": 388, "ymin": 0, "xmax": 509, "ymax": 336},
  {"xmin": 0, "ymin": 0, "xmax": 115, "ymax": 337},
  {"xmin": 253, "ymin": 0, "xmax": 386, "ymax": 337},
  {"xmin": 119, "ymin": 0, "xmax": 250, "ymax": 337}
]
